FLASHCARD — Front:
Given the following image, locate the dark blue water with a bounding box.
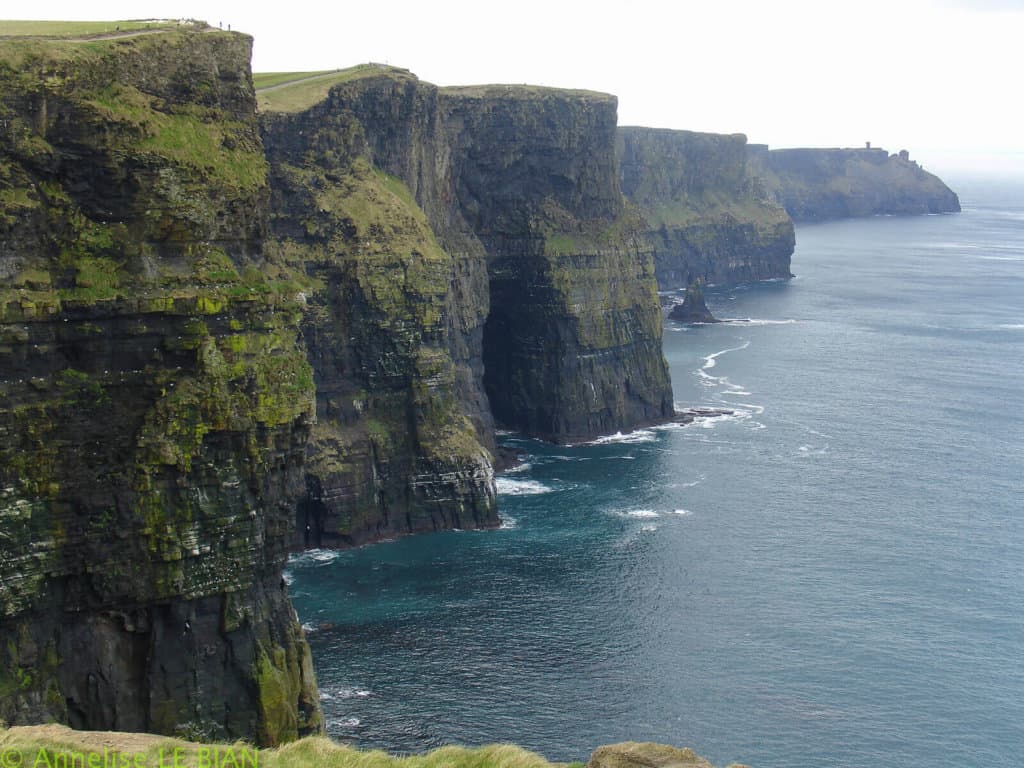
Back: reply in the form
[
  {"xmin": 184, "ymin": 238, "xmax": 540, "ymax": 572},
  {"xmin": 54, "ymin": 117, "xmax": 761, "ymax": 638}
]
[{"xmin": 287, "ymin": 176, "xmax": 1024, "ymax": 767}]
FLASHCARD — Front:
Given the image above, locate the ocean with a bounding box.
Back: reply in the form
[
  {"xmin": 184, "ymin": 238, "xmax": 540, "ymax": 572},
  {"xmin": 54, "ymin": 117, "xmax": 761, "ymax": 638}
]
[{"xmin": 286, "ymin": 176, "xmax": 1024, "ymax": 767}]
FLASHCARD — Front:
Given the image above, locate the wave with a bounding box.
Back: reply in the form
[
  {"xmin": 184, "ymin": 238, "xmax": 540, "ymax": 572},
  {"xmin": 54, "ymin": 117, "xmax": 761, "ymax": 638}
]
[
  {"xmin": 667, "ymin": 475, "xmax": 704, "ymax": 489},
  {"xmin": 498, "ymin": 513, "xmax": 518, "ymax": 529},
  {"xmin": 691, "ymin": 408, "xmax": 761, "ymax": 429},
  {"xmin": 329, "ymin": 717, "xmax": 361, "ymax": 729},
  {"xmin": 322, "ymin": 686, "xmax": 372, "ymax": 700},
  {"xmin": 288, "ymin": 548, "xmax": 341, "ymax": 567},
  {"xmin": 797, "ymin": 443, "xmax": 830, "ymax": 456},
  {"xmin": 618, "ymin": 508, "xmax": 659, "ymax": 519},
  {"xmin": 670, "ymin": 509, "xmax": 692, "ymax": 516},
  {"xmin": 702, "ymin": 341, "xmax": 751, "ymax": 371},
  {"xmin": 503, "ymin": 461, "xmax": 532, "ymax": 474},
  {"xmin": 718, "ymin": 318, "xmax": 798, "ymax": 326},
  {"xmin": 586, "ymin": 429, "xmax": 657, "ymax": 445},
  {"xmin": 996, "ymin": 323, "xmax": 1024, "ymax": 330},
  {"xmin": 495, "ymin": 477, "xmax": 553, "ymax": 496}
]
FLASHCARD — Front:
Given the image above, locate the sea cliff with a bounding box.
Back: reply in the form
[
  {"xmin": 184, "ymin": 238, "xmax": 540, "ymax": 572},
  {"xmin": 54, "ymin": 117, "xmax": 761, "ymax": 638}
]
[
  {"xmin": 0, "ymin": 25, "xmax": 319, "ymax": 744},
  {"xmin": 260, "ymin": 70, "xmax": 499, "ymax": 548},
  {"xmin": 617, "ymin": 127, "xmax": 794, "ymax": 289},
  {"xmin": 1, "ymin": 33, "xmax": 676, "ymax": 742},
  {"xmin": 260, "ymin": 68, "xmax": 673, "ymax": 448},
  {"xmin": 748, "ymin": 144, "xmax": 961, "ymax": 221}
]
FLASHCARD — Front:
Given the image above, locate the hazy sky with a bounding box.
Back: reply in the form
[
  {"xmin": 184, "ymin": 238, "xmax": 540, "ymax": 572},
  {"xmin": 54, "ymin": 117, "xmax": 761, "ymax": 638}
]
[{"xmin": 9, "ymin": 0, "xmax": 1024, "ymax": 176}]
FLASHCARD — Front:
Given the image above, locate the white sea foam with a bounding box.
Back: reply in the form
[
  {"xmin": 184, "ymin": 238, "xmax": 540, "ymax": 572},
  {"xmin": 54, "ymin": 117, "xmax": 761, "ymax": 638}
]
[
  {"xmin": 587, "ymin": 429, "xmax": 657, "ymax": 445},
  {"xmin": 640, "ymin": 523, "xmax": 659, "ymax": 533},
  {"xmin": 334, "ymin": 686, "xmax": 372, "ymax": 699},
  {"xmin": 499, "ymin": 513, "xmax": 518, "ymax": 529},
  {"xmin": 301, "ymin": 622, "xmax": 316, "ymax": 634},
  {"xmin": 288, "ymin": 548, "xmax": 340, "ymax": 566},
  {"xmin": 309, "ymin": 548, "xmax": 340, "ymax": 563},
  {"xmin": 719, "ymin": 318, "xmax": 798, "ymax": 326},
  {"xmin": 503, "ymin": 461, "xmax": 532, "ymax": 473},
  {"xmin": 670, "ymin": 509, "xmax": 692, "ymax": 516},
  {"xmin": 667, "ymin": 475, "xmax": 704, "ymax": 489},
  {"xmin": 798, "ymin": 444, "xmax": 830, "ymax": 456},
  {"xmin": 495, "ymin": 477, "xmax": 553, "ymax": 495},
  {"xmin": 691, "ymin": 409, "xmax": 761, "ymax": 429},
  {"xmin": 997, "ymin": 323, "xmax": 1024, "ymax": 330},
  {"xmin": 331, "ymin": 717, "xmax": 361, "ymax": 729},
  {"xmin": 621, "ymin": 509, "xmax": 659, "ymax": 519},
  {"xmin": 282, "ymin": 571, "xmax": 294, "ymax": 586}
]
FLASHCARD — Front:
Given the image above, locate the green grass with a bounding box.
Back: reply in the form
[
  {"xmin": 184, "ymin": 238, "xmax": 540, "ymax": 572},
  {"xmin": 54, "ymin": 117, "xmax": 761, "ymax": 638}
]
[
  {"xmin": 253, "ymin": 71, "xmax": 337, "ymax": 89},
  {"xmin": 255, "ymin": 65, "xmax": 413, "ymax": 113},
  {"xmin": 0, "ymin": 19, "xmax": 193, "ymax": 37},
  {"xmin": 0, "ymin": 725, "xmax": 579, "ymax": 768}
]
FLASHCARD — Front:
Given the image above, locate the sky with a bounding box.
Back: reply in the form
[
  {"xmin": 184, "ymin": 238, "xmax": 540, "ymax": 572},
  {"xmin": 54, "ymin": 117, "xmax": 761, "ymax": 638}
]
[{"xmin": 7, "ymin": 0, "xmax": 1024, "ymax": 177}]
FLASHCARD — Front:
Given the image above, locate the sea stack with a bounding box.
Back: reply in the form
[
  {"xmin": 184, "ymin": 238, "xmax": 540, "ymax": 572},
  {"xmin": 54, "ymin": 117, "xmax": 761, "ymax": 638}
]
[{"xmin": 669, "ymin": 281, "xmax": 719, "ymax": 324}]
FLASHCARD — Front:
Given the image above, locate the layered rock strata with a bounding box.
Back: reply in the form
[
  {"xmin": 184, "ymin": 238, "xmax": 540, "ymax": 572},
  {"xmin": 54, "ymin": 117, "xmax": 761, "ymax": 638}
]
[
  {"xmin": 260, "ymin": 88, "xmax": 499, "ymax": 548},
  {"xmin": 748, "ymin": 144, "xmax": 961, "ymax": 221},
  {"xmin": 617, "ymin": 127, "xmax": 795, "ymax": 290},
  {"xmin": 316, "ymin": 73, "xmax": 674, "ymax": 443},
  {"xmin": 0, "ymin": 26, "xmax": 320, "ymax": 745}
]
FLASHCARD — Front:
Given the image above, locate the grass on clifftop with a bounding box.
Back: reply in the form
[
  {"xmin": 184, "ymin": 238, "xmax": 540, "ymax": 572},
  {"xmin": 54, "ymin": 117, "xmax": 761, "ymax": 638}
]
[
  {"xmin": 0, "ymin": 725, "xmax": 583, "ymax": 768},
  {"xmin": 0, "ymin": 19, "xmax": 198, "ymax": 37},
  {"xmin": 255, "ymin": 65, "xmax": 414, "ymax": 113}
]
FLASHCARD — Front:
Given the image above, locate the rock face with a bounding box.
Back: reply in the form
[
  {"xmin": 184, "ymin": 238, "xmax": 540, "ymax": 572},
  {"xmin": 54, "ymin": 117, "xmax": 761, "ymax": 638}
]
[
  {"xmin": 668, "ymin": 282, "xmax": 719, "ymax": 324},
  {"xmin": 0, "ymin": 26, "xmax": 320, "ymax": 745},
  {"xmin": 264, "ymin": 69, "xmax": 673, "ymax": 448},
  {"xmin": 260, "ymin": 73, "xmax": 500, "ymax": 548},
  {"xmin": 443, "ymin": 87, "xmax": 674, "ymax": 442},
  {"xmin": 748, "ymin": 144, "xmax": 961, "ymax": 221},
  {"xmin": 617, "ymin": 127, "xmax": 795, "ymax": 290}
]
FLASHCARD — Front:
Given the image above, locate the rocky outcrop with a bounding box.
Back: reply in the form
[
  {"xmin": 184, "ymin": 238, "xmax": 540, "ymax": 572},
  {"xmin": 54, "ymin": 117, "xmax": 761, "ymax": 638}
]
[
  {"xmin": 668, "ymin": 281, "xmax": 719, "ymax": 324},
  {"xmin": 748, "ymin": 145, "xmax": 961, "ymax": 221},
  {"xmin": 0, "ymin": 26, "xmax": 319, "ymax": 745},
  {"xmin": 617, "ymin": 128, "xmax": 794, "ymax": 290},
  {"xmin": 588, "ymin": 742, "xmax": 750, "ymax": 768}
]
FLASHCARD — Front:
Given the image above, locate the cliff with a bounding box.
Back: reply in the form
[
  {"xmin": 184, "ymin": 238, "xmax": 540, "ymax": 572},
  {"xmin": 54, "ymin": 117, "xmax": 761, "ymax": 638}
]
[
  {"xmin": 0, "ymin": 25, "xmax": 320, "ymax": 744},
  {"xmin": 261, "ymin": 68, "xmax": 673, "ymax": 447},
  {"xmin": 259, "ymin": 68, "xmax": 499, "ymax": 548},
  {"xmin": 617, "ymin": 127, "xmax": 794, "ymax": 290},
  {"xmin": 748, "ymin": 145, "xmax": 961, "ymax": 221}
]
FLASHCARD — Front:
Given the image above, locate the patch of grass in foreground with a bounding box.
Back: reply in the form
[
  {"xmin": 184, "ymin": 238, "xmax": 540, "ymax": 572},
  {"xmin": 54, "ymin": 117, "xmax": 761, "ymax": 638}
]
[
  {"xmin": 0, "ymin": 725, "xmax": 585, "ymax": 768},
  {"xmin": 0, "ymin": 20, "xmax": 187, "ymax": 37}
]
